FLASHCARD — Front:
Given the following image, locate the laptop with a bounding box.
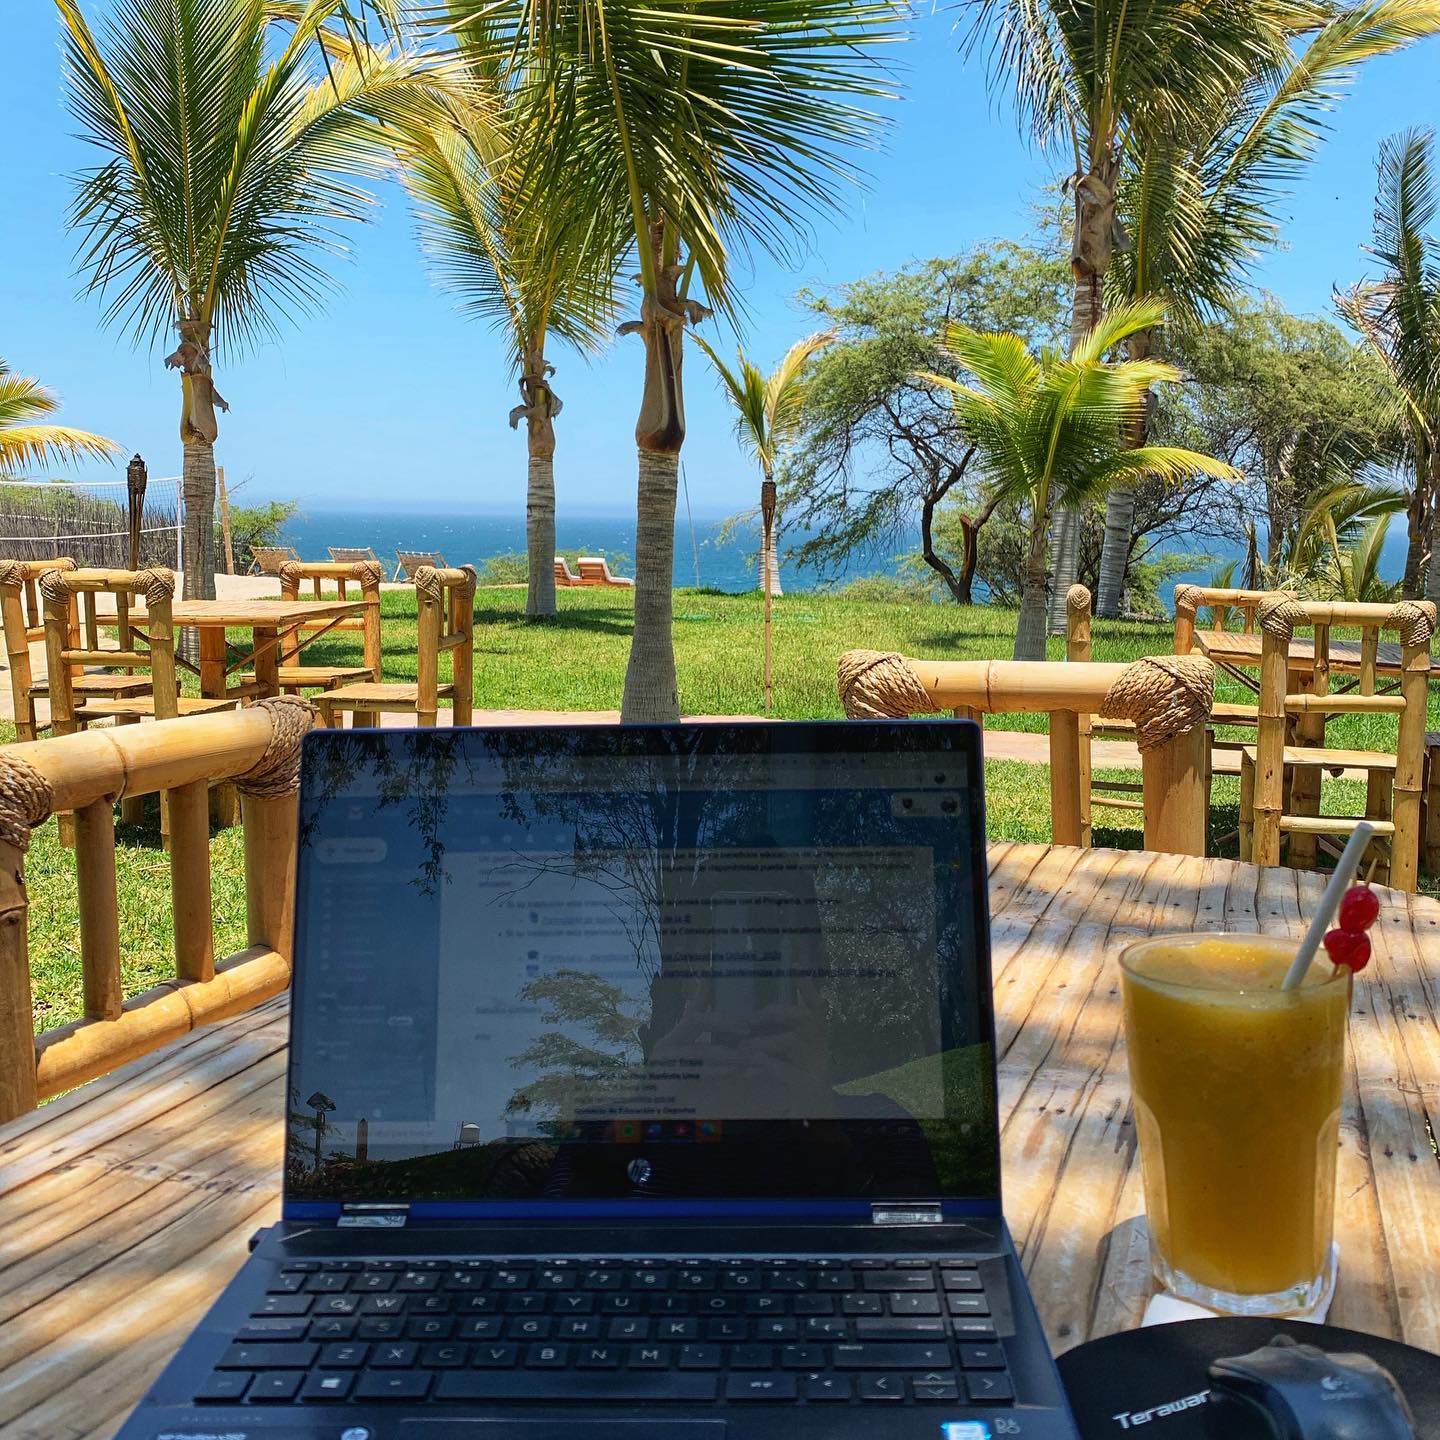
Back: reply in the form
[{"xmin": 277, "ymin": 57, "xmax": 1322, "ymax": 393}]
[{"xmin": 115, "ymin": 721, "xmax": 1081, "ymax": 1440}]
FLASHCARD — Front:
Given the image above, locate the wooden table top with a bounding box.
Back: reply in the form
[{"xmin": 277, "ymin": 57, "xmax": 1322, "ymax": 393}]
[
  {"xmin": 1193, "ymin": 629, "xmax": 1406, "ymax": 674},
  {"xmin": 169, "ymin": 598, "xmax": 364, "ymax": 629},
  {"xmin": 3, "ymin": 842, "xmax": 1440, "ymax": 1437}
]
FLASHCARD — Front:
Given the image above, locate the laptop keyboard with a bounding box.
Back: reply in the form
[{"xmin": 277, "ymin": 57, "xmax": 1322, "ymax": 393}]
[{"xmin": 199, "ymin": 1257, "xmax": 1013, "ymax": 1407}]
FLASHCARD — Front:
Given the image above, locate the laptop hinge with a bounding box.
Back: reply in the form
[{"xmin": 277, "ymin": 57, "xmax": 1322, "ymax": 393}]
[
  {"xmin": 871, "ymin": 1203, "xmax": 945, "ymax": 1227},
  {"xmin": 338, "ymin": 1203, "xmax": 409, "ymax": 1229}
]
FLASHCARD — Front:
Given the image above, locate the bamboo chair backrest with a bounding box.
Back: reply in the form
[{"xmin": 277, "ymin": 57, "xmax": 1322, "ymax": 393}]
[
  {"xmin": 397, "ymin": 550, "xmax": 445, "ymax": 580},
  {"xmin": 41, "ymin": 568, "xmax": 179, "ymax": 735},
  {"xmin": 1173, "ymin": 585, "xmax": 1283, "ymax": 655},
  {"xmin": 1253, "ymin": 596, "xmax": 1436, "ymax": 890},
  {"xmin": 277, "ymin": 560, "xmax": 382, "ymax": 671},
  {"xmin": 0, "ymin": 558, "xmax": 78, "ymax": 741},
  {"xmin": 252, "ymin": 546, "xmax": 299, "ymax": 576},
  {"xmin": 414, "ymin": 565, "xmax": 477, "ymax": 718}
]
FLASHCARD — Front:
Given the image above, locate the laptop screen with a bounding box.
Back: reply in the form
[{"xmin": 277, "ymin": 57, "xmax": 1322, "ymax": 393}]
[{"xmin": 287, "ymin": 723, "xmax": 998, "ymax": 1210}]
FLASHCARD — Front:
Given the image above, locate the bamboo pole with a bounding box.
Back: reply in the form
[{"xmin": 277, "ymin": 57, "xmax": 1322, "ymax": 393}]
[
  {"xmin": 218, "ymin": 466, "xmax": 235, "ymax": 577},
  {"xmin": 75, "ymin": 799, "xmax": 122, "ymax": 1021},
  {"xmin": 0, "ymin": 581, "xmax": 36, "ymax": 742},
  {"xmin": 1049, "ymin": 712, "xmax": 1084, "ymax": 847},
  {"xmin": 1393, "ymin": 635, "xmax": 1430, "ymax": 892},
  {"xmin": 1252, "ymin": 623, "xmax": 1292, "ymax": 868},
  {"xmin": 416, "ymin": 578, "xmax": 441, "ymax": 729},
  {"xmin": 1289, "ymin": 626, "xmax": 1328, "ymax": 870},
  {"xmin": 169, "ymin": 781, "xmax": 214, "ymax": 983},
  {"xmin": 0, "ymin": 831, "xmax": 36, "ymax": 1123},
  {"xmin": 451, "ymin": 573, "xmax": 475, "ymax": 727},
  {"xmin": 243, "ymin": 792, "xmax": 298, "ymax": 960},
  {"xmin": 1066, "ymin": 586, "xmax": 1093, "ymax": 846},
  {"xmin": 1142, "ymin": 727, "xmax": 1208, "ymax": 857}
]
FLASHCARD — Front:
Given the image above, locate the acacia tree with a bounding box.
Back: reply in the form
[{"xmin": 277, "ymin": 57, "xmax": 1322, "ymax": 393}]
[
  {"xmin": 965, "ymin": 0, "xmax": 1297, "ymax": 631},
  {"xmin": 1095, "ymin": 1, "xmax": 1440, "ymax": 617},
  {"xmin": 60, "ymin": 0, "xmax": 442, "ymax": 600},
  {"xmin": 444, "ymin": 0, "xmax": 899, "ymax": 720},
  {"xmin": 0, "ymin": 361, "xmax": 118, "ymax": 474},
  {"xmin": 925, "ymin": 301, "xmax": 1238, "ymax": 659},
  {"xmin": 1337, "ymin": 128, "xmax": 1440, "ymax": 601},
  {"xmin": 400, "ymin": 96, "xmax": 622, "ymax": 617}
]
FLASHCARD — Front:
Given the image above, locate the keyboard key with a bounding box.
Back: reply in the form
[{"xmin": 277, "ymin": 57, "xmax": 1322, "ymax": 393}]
[
  {"xmin": 266, "ymin": 1273, "xmax": 307, "ymax": 1294},
  {"xmin": 802, "ymin": 1373, "xmax": 852, "ymax": 1402},
  {"xmin": 355, "ymin": 1272, "xmax": 396, "ymax": 1292},
  {"xmin": 372, "ymin": 1342, "xmax": 418, "ymax": 1367},
  {"xmin": 913, "ymin": 1377, "xmax": 961, "ymax": 1402},
  {"xmin": 217, "ymin": 1343, "xmax": 317, "ymax": 1370},
  {"xmin": 508, "ymin": 1318, "xmax": 552, "ymax": 1341},
  {"xmin": 313, "ymin": 1296, "xmax": 358, "ymax": 1316},
  {"xmin": 756, "ymin": 1320, "xmax": 798, "ymax": 1341},
  {"xmin": 943, "ymin": 1271, "xmax": 983, "ymax": 1292},
  {"xmin": 356, "ymin": 1371, "xmax": 435, "ymax": 1401},
  {"xmin": 833, "ymin": 1343, "xmax": 952, "ymax": 1369},
  {"xmin": 940, "ymin": 1259, "xmax": 979, "ymax": 1269},
  {"xmin": 863, "ymin": 1271, "xmax": 934, "ymax": 1292},
  {"xmin": 952, "ymin": 1320, "xmax": 999, "ymax": 1342},
  {"xmin": 254, "ymin": 1294, "xmax": 311, "ymax": 1317},
  {"xmin": 248, "ymin": 1371, "xmax": 304, "ymax": 1403},
  {"xmin": 582, "ymin": 1269, "xmax": 621, "ymax": 1290},
  {"xmin": 397, "ymin": 1272, "xmax": 441, "ymax": 1292},
  {"xmin": 473, "ymin": 1344, "xmax": 519, "ymax": 1368},
  {"xmin": 458, "ymin": 1318, "xmax": 504, "ymax": 1341},
  {"xmin": 707, "ymin": 1320, "xmax": 748, "ymax": 1342},
  {"xmin": 890, "ymin": 1293, "xmax": 941, "ymax": 1316},
  {"xmin": 312, "ymin": 1318, "xmax": 360, "ymax": 1340},
  {"xmin": 856, "ymin": 1318, "xmax": 947, "ymax": 1340},
  {"xmin": 842, "ymin": 1294, "xmax": 883, "ymax": 1316},
  {"xmin": 435, "ymin": 1372, "xmax": 719, "ymax": 1402},
  {"xmin": 860, "ymin": 1373, "xmax": 906, "ymax": 1402},
  {"xmin": 779, "ymin": 1344, "xmax": 825, "ymax": 1368},
  {"xmin": 305, "ymin": 1273, "xmax": 351, "ymax": 1293},
  {"xmin": 657, "ymin": 1319, "xmax": 698, "ymax": 1341},
  {"xmin": 804, "ymin": 1318, "xmax": 850, "ymax": 1340},
  {"xmin": 320, "ymin": 1343, "xmax": 368, "ymax": 1367},
  {"xmin": 526, "ymin": 1343, "xmax": 569, "ymax": 1368},
  {"xmin": 629, "ymin": 1345, "xmax": 670, "ymax": 1369},
  {"xmin": 577, "ymin": 1345, "xmax": 618, "ymax": 1368},
  {"xmin": 725, "ymin": 1375, "xmax": 797, "ymax": 1401},
  {"xmin": 195, "ymin": 1371, "xmax": 250, "ymax": 1403},
  {"xmin": 728, "ymin": 1345, "xmax": 773, "ymax": 1369},
  {"xmin": 814, "ymin": 1271, "xmax": 853, "ymax": 1291},
  {"xmin": 409, "ymin": 1318, "xmax": 455, "ymax": 1340},
  {"xmin": 558, "ymin": 1318, "xmax": 602, "ymax": 1340},
  {"xmin": 946, "ymin": 1294, "xmax": 991, "ymax": 1316},
  {"xmin": 960, "ymin": 1344, "xmax": 1006, "ymax": 1369},
  {"xmin": 238, "ymin": 1319, "xmax": 308, "ymax": 1342},
  {"xmin": 300, "ymin": 1371, "xmax": 354, "ymax": 1402},
  {"xmin": 677, "ymin": 1345, "xmax": 722, "ymax": 1370},
  {"xmin": 792, "ymin": 1295, "xmax": 835, "ymax": 1315},
  {"xmin": 423, "ymin": 1343, "xmax": 469, "ymax": 1367},
  {"xmin": 966, "ymin": 1370, "xmax": 1015, "ymax": 1404},
  {"xmin": 281, "ymin": 1261, "xmax": 321, "ymax": 1272}
]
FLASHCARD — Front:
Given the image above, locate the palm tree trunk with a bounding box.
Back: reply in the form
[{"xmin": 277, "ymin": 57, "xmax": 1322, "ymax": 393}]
[
  {"xmin": 526, "ymin": 452, "xmax": 557, "ymax": 619},
  {"xmin": 1014, "ymin": 514, "xmax": 1051, "ymax": 661},
  {"xmin": 622, "ymin": 447, "xmax": 680, "ymax": 720},
  {"xmin": 1095, "ymin": 330, "xmax": 1152, "ymax": 618},
  {"xmin": 181, "ymin": 435, "xmax": 217, "ymax": 601},
  {"xmin": 1425, "ymin": 452, "xmax": 1440, "ymax": 608}
]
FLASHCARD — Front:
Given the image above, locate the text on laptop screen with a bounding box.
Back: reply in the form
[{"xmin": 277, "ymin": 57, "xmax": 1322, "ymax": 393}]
[{"xmin": 288, "ymin": 726, "xmax": 997, "ymax": 1205}]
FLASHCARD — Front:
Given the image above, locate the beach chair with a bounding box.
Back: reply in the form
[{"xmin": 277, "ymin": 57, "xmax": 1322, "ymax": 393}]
[
  {"xmin": 316, "ymin": 566, "xmax": 476, "ymax": 730},
  {"xmin": 1240, "ymin": 597, "xmax": 1436, "ymax": 890},
  {"xmin": 555, "ymin": 557, "xmax": 580, "ymax": 587},
  {"xmin": 0, "ymin": 557, "xmax": 152, "ymax": 741},
  {"xmin": 576, "ymin": 556, "xmax": 634, "ymax": 588},
  {"xmin": 328, "ymin": 546, "xmax": 381, "ymax": 566},
  {"xmin": 395, "ymin": 548, "xmax": 447, "ymax": 582},
  {"xmin": 249, "ymin": 545, "xmax": 300, "ymax": 576}
]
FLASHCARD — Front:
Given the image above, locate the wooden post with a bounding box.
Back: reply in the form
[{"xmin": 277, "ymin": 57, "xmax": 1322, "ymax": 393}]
[
  {"xmin": 1049, "ymin": 711, "xmax": 1084, "ymax": 847},
  {"xmin": 0, "ymin": 575, "xmax": 37, "ymax": 742},
  {"xmin": 75, "ymin": 799, "xmax": 123, "ymax": 1021},
  {"xmin": 1252, "ymin": 614, "xmax": 1294, "ymax": 868},
  {"xmin": 1173, "ymin": 585, "xmax": 1199, "ymax": 657},
  {"xmin": 1288, "ymin": 625, "xmax": 1329, "ymax": 870},
  {"xmin": 217, "ymin": 466, "xmax": 235, "ymax": 577},
  {"xmin": 1065, "ymin": 585, "xmax": 1093, "ymax": 846},
  {"xmin": 1142, "ymin": 725, "xmax": 1208, "ymax": 857},
  {"xmin": 416, "ymin": 573, "xmax": 441, "ymax": 729},
  {"xmin": 169, "ymin": 780, "xmax": 215, "ymax": 982},
  {"xmin": 451, "ymin": 570, "xmax": 475, "ymax": 727},
  {"xmin": 1393, "ymin": 632, "xmax": 1432, "ymax": 892},
  {"xmin": 243, "ymin": 791, "xmax": 299, "ymax": 959},
  {"xmin": 126, "ymin": 455, "xmax": 147, "ymax": 572}
]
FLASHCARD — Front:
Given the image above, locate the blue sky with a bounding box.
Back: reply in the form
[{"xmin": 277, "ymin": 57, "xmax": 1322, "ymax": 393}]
[{"xmin": 3, "ymin": 6, "xmax": 1438, "ymax": 518}]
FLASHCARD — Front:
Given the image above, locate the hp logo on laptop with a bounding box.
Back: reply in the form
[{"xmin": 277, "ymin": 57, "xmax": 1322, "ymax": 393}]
[{"xmin": 627, "ymin": 1158, "xmax": 653, "ymax": 1187}]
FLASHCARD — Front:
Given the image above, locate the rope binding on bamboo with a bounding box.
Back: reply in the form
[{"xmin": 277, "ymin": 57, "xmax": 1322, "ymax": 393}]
[
  {"xmin": 837, "ymin": 650, "xmax": 935, "ymax": 719},
  {"xmin": 351, "ymin": 560, "xmax": 385, "ymax": 590},
  {"xmin": 1257, "ymin": 594, "xmax": 1306, "ymax": 641},
  {"xmin": 0, "ymin": 561, "xmax": 27, "ymax": 592},
  {"xmin": 413, "ymin": 566, "xmax": 444, "ymax": 604},
  {"xmin": 1172, "ymin": 583, "xmax": 1202, "ymax": 621},
  {"xmin": 234, "ymin": 697, "xmax": 316, "ymax": 798},
  {"xmin": 1392, "ymin": 600, "xmax": 1437, "ymax": 648},
  {"xmin": 1098, "ymin": 656, "xmax": 1215, "ymax": 753},
  {"xmin": 0, "ymin": 753, "xmax": 55, "ymax": 852}
]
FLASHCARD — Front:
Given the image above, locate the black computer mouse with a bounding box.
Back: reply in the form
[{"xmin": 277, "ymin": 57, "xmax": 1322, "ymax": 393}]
[{"xmin": 1209, "ymin": 1333, "xmax": 1417, "ymax": 1439}]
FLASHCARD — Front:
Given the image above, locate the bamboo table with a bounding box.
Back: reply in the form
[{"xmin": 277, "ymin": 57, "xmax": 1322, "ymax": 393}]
[
  {"xmin": 3, "ymin": 842, "xmax": 1440, "ymax": 1438},
  {"xmin": 169, "ymin": 598, "xmax": 366, "ymax": 703},
  {"xmin": 1192, "ymin": 629, "xmax": 1406, "ymax": 681}
]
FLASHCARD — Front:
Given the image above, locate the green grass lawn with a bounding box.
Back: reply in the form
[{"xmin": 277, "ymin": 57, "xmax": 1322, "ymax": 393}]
[{"xmin": 23, "ymin": 584, "xmax": 1436, "ymax": 1036}]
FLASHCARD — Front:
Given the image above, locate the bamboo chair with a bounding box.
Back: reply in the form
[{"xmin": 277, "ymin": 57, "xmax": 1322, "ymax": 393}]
[
  {"xmin": 555, "ymin": 557, "xmax": 580, "ymax": 587},
  {"xmin": 250, "ymin": 545, "xmax": 300, "ymax": 576},
  {"xmin": 274, "ymin": 560, "xmax": 383, "ymax": 696},
  {"xmin": 1, "ymin": 558, "xmax": 152, "ymax": 742},
  {"xmin": 328, "ymin": 546, "xmax": 380, "ymax": 566},
  {"xmin": 1239, "ymin": 597, "xmax": 1436, "ymax": 891},
  {"xmin": 395, "ymin": 549, "xmax": 446, "ymax": 581},
  {"xmin": 1426, "ymin": 733, "xmax": 1440, "ymax": 878},
  {"xmin": 577, "ymin": 556, "xmax": 634, "ymax": 588},
  {"xmin": 315, "ymin": 565, "xmax": 476, "ymax": 730}
]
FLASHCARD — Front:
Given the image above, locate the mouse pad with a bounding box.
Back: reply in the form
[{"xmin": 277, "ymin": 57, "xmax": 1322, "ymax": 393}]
[{"xmin": 1057, "ymin": 1319, "xmax": 1440, "ymax": 1438}]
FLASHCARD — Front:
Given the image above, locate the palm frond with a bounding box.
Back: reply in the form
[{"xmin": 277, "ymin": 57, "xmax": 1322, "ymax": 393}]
[{"xmin": 0, "ymin": 361, "xmax": 121, "ymax": 471}]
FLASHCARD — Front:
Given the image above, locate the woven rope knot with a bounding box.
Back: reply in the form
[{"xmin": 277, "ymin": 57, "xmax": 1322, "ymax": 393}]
[
  {"xmin": 1172, "ymin": 583, "xmax": 1202, "ymax": 620},
  {"xmin": 234, "ymin": 697, "xmax": 316, "ymax": 798},
  {"xmin": 413, "ymin": 566, "xmax": 443, "ymax": 603},
  {"xmin": 1391, "ymin": 600, "xmax": 1437, "ymax": 647},
  {"xmin": 0, "ymin": 753, "xmax": 54, "ymax": 852},
  {"xmin": 459, "ymin": 564, "xmax": 478, "ymax": 594},
  {"xmin": 1066, "ymin": 585, "xmax": 1091, "ymax": 617},
  {"xmin": 0, "ymin": 560, "xmax": 27, "ymax": 591},
  {"xmin": 1099, "ymin": 656, "xmax": 1214, "ymax": 753},
  {"xmin": 278, "ymin": 561, "xmax": 302, "ymax": 591},
  {"xmin": 1258, "ymin": 594, "xmax": 1305, "ymax": 641},
  {"xmin": 837, "ymin": 650, "xmax": 934, "ymax": 719},
  {"xmin": 351, "ymin": 560, "xmax": 385, "ymax": 590},
  {"xmin": 137, "ymin": 567, "xmax": 175, "ymax": 609},
  {"xmin": 38, "ymin": 569, "xmax": 73, "ymax": 607}
]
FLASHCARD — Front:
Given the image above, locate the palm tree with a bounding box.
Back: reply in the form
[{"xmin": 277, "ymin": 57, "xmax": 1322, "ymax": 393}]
[
  {"xmin": 59, "ymin": 0, "xmax": 445, "ymax": 601},
  {"xmin": 1337, "ymin": 128, "xmax": 1440, "ymax": 602},
  {"xmin": 924, "ymin": 300, "xmax": 1238, "ymax": 660},
  {"xmin": 693, "ymin": 330, "xmax": 834, "ymax": 711},
  {"xmin": 965, "ymin": 0, "xmax": 1301, "ymax": 633},
  {"xmin": 442, "ymin": 0, "xmax": 899, "ymax": 720},
  {"xmin": 1095, "ymin": 1, "xmax": 1440, "ymax": 618},
  {"xmin": 0, "ymin": 361, "xmax": 119, "ymax": 474},
  {"xmin": 399, "ymin": 96, "xmax": 623, "ymax": 618}
]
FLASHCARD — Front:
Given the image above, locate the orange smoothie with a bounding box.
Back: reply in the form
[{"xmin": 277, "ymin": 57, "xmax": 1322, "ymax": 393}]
[{"xmin": 1121, "ymin": 934, "xmax": 1349, "ymax": 1309}]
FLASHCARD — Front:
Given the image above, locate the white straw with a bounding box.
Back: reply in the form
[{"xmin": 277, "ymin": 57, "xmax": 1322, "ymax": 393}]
[{"xmin": 1281, "ymin": 822, "xmax": 1378, "ymax": 991}]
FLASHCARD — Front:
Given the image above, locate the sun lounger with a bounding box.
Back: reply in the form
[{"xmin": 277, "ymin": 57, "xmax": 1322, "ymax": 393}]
[
  {"xmin": 328, "ymin": 546, "xmax": 381, "ymax": 565},
  {"xmin": 249, "ymin": 545, "xmax": 300, "ymax": 576},
  {"xmin": 555, "ymin": 557, "xmax": 581, "ymax": 587},
  {"xmin": 395, "ymin": 548, "xmax": 447, "ymax": 581},
  {"xmin": 577, "ymin": 556, "xmax": 634, "ymax": 588}
]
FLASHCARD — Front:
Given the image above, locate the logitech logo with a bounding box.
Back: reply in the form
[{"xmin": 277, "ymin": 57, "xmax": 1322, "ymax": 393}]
[{"xmin": 1112, "ymin": 1388, "xmax": 1210, "ymax": 1428}]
